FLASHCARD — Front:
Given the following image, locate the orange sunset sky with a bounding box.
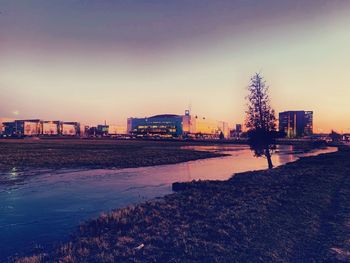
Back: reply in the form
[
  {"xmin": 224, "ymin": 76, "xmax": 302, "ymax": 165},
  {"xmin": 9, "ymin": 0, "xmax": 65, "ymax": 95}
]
[{"xmin": 1, "ymin": 1, "xmax": 350, "ymax": 133}]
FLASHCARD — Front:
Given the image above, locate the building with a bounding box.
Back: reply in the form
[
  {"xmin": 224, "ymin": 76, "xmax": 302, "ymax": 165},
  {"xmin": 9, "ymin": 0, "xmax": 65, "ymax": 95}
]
[
  {"xmin": 60, "ymin": 122, "xmax": 86, "ymax": 136},
  {"xmin": 236, "ymin": 124, "xmax": 242, "ymax": 133},
  {"xmin": 0, "ymin": 118, "xmax": 14, "ymax": 135},
  {"xmin": 86, "ymin": 126, "xmax": 98, "ymax": 137},
  {"xmin": 3, "ymin": 119, "xmax": 42, "ymax": 136},
  {"xmin": 106, "ymin": 125, "xmax": 127, "ymax": 135},
  {"xmin": 127, "ymin": 111, "xmax": 230, "ymax": 139},
  {"xmin": 2, "ymin": 119, "xmax": 83, "ymax": 137},
  {"xmin": 343, "ymin": 134, "xmax": 350, "ymax": 142},
  {"xmin": 96, "ymin": 124, "xmax": 127, "ymax": 136},
  {"xmin": 230, "ymin": 124, "xmax": 243, "ymax": 138},
  {"xmin": 279, "ymin": 111, "xmax": 313, "ymax": 138},
  {"xmin": 61, "ymin": 122, "xmax": 78, "ymax": 136},
  {"xmin": 42, "ymin": 121, "xmax": 59, "ymax": 135},
  {"xmin": 3, "ymin": 122, "xmax": 17, "ymax": 136},
  {"xmin": 304, "ymin": 111, "xmax": 313, "ymax": 136},
  {"xmin": 97, "ymin": 125, "xmax": 109, "ymax": 136},
  {"xmin": 128, "ymin": 114, "xmax": 184, "ymax": 138}
]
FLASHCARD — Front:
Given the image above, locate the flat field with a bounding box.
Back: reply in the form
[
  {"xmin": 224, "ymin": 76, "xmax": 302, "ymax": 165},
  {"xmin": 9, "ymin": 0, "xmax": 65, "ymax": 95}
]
[{"xmin": 0, "ymin": 139, "xmax": 224, "ymax": 172}]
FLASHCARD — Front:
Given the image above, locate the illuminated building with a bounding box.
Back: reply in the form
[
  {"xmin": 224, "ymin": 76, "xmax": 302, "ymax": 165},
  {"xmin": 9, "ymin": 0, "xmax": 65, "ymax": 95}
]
[
  {"xmin": 60, "ymin": 122, "xmax": 85, "ymax": 136},
  {"xmin": 279, "ymin": 111, "xmax": 313, "ymax": 138},
  {"xmin": 304, "ymin": 111, "xmax": 313, "ymax": 136},
  {"xmin": 2, "ymin": 120, "xmax": 83, "ymax": 137},
  {"xmin": 42, "ymin": 121, "xmax": 59, "ymax": 135},
  {"xmin": 2, "ymin": 120, "xmax": 42, "ymax": 136},
  {"xmin": 127, "ymin": 111, "xmax": 229, "ymax": 138},
  {"xmin": 61, "ymin": 123, "xmax": 77, "ymax": 136},
  {"xmin": 128, "ymin": 114, "xmax": 184, "ymax": 138}
]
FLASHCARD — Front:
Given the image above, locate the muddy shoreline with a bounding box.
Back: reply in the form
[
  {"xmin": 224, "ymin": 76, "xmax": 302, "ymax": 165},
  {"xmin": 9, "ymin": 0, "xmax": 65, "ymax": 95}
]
[{"xmin": 16, "ymin": 147, "xmax": 350, "ymax": 262}]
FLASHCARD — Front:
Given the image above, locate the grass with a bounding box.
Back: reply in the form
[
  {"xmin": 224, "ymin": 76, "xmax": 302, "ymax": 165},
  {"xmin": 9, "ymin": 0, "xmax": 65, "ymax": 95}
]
[
  {"xmin": 0, "ymin": 139, "xmax": 225, "ymax": 184},
  {"xmin": 16, "ymin": 147, "xmax": 350, "ymax": 262}
]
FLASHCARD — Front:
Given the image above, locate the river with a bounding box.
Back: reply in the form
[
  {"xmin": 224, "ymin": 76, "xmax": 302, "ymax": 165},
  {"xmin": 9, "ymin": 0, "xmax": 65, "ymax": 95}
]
[{"xmin": 0, "ymin": 144, "xmax": 337, "ymax": 260}]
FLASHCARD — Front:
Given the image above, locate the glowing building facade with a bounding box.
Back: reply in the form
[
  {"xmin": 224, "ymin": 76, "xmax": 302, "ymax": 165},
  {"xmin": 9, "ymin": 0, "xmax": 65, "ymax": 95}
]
[
  {"xmin": 42, "ymin": 121, "xmax": 59, "ymax": 135},
  {"xmin": 2, "ymin": 120, "xmax": 84, "ymax": 137},
  {"xmin": 3, "ymin": 120, "xmax": 42, "ymax": 136},
  {"xmin": 279, "ymin": 111, "xmax": 313, "ymax": 138},
  {"xmin": 128, "ymin": 114, "xmax": 184, "ymax": 138},
  {"xmin": 128, "ymin": 111, "xmax": 229, "ymax": 138}
]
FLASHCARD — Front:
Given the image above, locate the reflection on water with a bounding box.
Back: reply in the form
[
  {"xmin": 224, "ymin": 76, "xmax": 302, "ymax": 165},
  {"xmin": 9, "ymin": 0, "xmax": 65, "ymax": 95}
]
[
  {"xmin": 0, "ymin": 145, "xmax": 337, "ymax": 260},
  {"xmin": 10, "ymin": 167, "xmax": 18, "ymax": 179}
]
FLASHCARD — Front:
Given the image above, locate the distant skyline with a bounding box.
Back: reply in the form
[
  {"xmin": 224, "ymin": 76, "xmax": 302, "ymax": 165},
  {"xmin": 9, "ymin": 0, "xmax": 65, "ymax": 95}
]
[{"xmin": 1, "ymin": 0, "xmax": 350, "ymax": 133}]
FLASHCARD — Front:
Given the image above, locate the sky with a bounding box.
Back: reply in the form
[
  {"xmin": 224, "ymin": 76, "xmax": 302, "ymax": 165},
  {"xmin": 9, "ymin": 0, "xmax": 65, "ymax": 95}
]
[{"xmin": 1, "ymin": 0, "xmax": 350, "ymax": 133}]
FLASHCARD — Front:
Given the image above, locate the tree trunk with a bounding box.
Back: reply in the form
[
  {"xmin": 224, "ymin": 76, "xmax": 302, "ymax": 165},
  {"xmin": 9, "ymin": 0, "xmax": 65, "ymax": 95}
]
[{"xmin": 265, "ymin": 147, "xmax": 273, "ymax": 169}]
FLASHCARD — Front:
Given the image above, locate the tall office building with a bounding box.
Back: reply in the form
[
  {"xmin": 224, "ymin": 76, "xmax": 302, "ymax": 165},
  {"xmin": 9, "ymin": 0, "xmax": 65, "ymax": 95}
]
[
  {"xmin": 279, "ymin": 111, "xmax": 313, "ymax": 138},
  {"xmin": 304, "ymin": 111, "xmax": 313, "ymax": 136}
]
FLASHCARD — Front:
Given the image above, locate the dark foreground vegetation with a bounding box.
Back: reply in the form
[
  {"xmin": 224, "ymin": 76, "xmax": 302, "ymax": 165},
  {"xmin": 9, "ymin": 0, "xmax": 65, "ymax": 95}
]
[
  {"xmin": 0, "ymin": 139, "xmax": 223, "ymax": 172},
  {"xmin": 17, "ymin": 147, "xmax": 350, "ymax": 262}
]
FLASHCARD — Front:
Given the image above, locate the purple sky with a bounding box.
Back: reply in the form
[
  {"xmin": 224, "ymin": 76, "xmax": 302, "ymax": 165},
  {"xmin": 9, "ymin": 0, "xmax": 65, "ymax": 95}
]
[
  {"xmin": 1, "ymin": 1, "xmax": 350, "ymax": 132},
  {"xmin": 1, "ymin": 0, "xmax": 346, "ymax": 53}
]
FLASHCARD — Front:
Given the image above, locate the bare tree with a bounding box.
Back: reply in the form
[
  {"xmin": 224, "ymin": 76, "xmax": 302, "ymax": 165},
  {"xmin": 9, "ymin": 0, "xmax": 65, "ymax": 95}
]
[{"xmin": 245, "ymin": 73, "xmax": 277, "ymax": 169}]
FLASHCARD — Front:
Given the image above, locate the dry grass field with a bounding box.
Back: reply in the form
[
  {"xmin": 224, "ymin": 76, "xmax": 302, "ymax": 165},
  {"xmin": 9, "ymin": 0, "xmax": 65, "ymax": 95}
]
[{"xmin": 0, "ymin": 139, "xmax": 224, "ymax": 171}]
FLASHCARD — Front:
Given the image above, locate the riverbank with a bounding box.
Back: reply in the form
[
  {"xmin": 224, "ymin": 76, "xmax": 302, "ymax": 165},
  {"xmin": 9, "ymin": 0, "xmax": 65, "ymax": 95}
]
[
  {"xmin": 17, "ymin": 147, "xmax": 350, "ymax": 262},
  {"xmin": 0, "ymin": 138, "xmax": 324, "ymax": 172},
  {"xmin": 0, "ymin": 139, "xmax": 225, "ymax": 183}
]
